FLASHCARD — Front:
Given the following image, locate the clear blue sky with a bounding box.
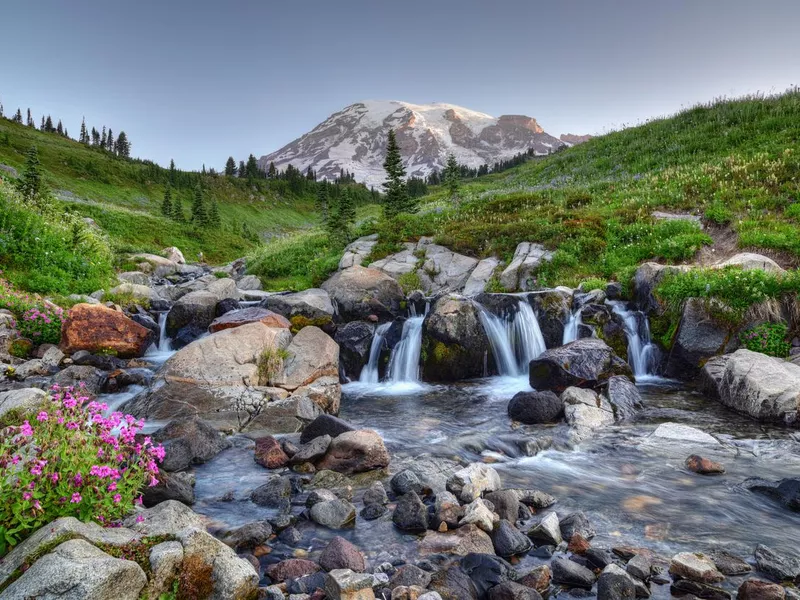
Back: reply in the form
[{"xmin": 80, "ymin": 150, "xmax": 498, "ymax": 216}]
[{"xmin": 2, "ymin": 0, "xmax": 798, "ymax": 170}]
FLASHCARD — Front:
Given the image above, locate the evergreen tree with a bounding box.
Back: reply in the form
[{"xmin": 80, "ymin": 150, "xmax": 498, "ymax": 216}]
[
  {"xmin": 91, "ymin": 127, "xmax": 100, "ymax": 145},
  {"xmin": 40, "ymin": 116, "xmax": 45, "ymax": 130},
  {"xmin": 201, "ymin": 163, "xmax": 206, "ymax": 175},
  {"xmin": 306, "ymin": 166, "xmax": 315, "ymax": 181},
  {"xmin": 106, "ymin": 128, "xmax": 114, "ymax": 151},
  {"xmin": 15, "ymin": 146, "xmax": 46, "ymax": 202},
  {"xmin": 169, "ymin": 159, "xmax": 176, "ymax": 184},
  {"xmin": 224, "ymin": 156, "xmax": 237, "ymax": 177},
  {"xmin": 56, "ymin": 120, "xmax": 64, "ymax": 136},
  {"xmin": 161, "ymin": 186, "xmax": 173, "ymax": 217},
  {"xmin": 339, "ymin": 187, "xmax": 356, "ymax": 226},
  {"xmin": 79, "ymin": 118, "xmax": 88, "ymax": 143},
  {"xmin": 64, "ymin": 127, "xmax": 69, "ymax": 139},
  {"xmin": 26, "ymin": 109, "xmax": 33, "ymax": 127},
  {"xmin": 267, "ymin": 162, "xmax": 277, "ymax": 178},
  {"xmin": 315, "ymin": 182, "xmax": 329, "ymax": 224},
  {"xmin": 191, "ymin": 185, "xmax": 209, "ymax": 226},
  {"xmin": 208, "ymin": 198, "xmax": 221, "ymax": 228},
  {"xmin": 0, "ymin": 101, "xmax": 4, "ymax": 118},
  {"xmin": 100, "ymin": 126, "xmax": 106, "ymax": 147},
  {"xmin": 443, "ymin": 153, "xmax": 460, "ymax": 198},
  {"xmin": 245, "ymin": 154, "xmax": 260, "ymax": 179},
  {"xmin": 382, "ymin": 129, "xmax": 409, "ymax": 219},
  {"xmin": 115, "ymin": 131, "xmax": 130, "ymax": 157},
  {"xmin": 238, "ymin": 160, "xmax": 246, "ymax": 178},
  {"xmin": 13, "ymin": 108, "xmax": 22, "ymax": 123},
  {"xmin": 171, "ymin": 195, "xmax": 185, "ymax": 222},
  {"xmin": 44, "ymin": 115, "xmax": 53, "ymax": 132}
]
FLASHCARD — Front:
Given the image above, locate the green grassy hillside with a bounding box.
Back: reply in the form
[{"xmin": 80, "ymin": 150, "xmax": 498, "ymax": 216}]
[{"xmin": 0, "ymin": 117, "xmax": 320, "ymax": 264}]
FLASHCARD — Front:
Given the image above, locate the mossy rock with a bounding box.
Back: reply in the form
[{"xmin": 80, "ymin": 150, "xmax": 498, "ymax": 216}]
[
  {"xmin": 421, "ymin": 337, "xmax": 482, "ymax": 381},
  {"xmin": 289, "ymin": 314, "xmax": 333, "ymax": 335}
]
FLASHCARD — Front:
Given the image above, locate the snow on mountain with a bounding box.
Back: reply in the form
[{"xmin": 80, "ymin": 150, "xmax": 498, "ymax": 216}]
[{"xmin": 258, "ymin": 100, "xmax": 566, "ymax": 187}]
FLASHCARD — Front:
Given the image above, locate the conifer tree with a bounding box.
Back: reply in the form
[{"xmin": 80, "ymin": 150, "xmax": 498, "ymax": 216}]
[
  {"xmin": 238, "ymin": 160, "xmax": 246, "ymax": 178},
  {"xmin": 161, "ymin": 186, "xmax": 173, "ymax": 217},
  {"xmin": 0, "ymin": 101, "xmax": 4, "ymax": 118},
  {"xmin": 208, "ymin": 198, "xmax": 221, "ymax": 228},
  {"xmin": 245, "ymin": 154, "xmax": 260, "ymax": 179},
  {"xmin": 443, "ymin": 153, "xmax": 460, "ymax": 198},
  {"xmin": 115, "ymin": 131, "xmax": 130, "ymax": 158},
  {"xmin": 15, "ymin": 146, "xmax": 46, "ymax": 202},
  {"xmin": 56, "ymin": 120, "xmax": 64, "ymax": 135},
  {"xmin": 13, "ymin": 108, "xmax": 22, "ymax": 123},
  {"xmin": 382, "ymin": 129, "xmax": 409, "ymax": 219},
  {"xmin": 268, "ymin": 162, "xmax": 277, "ymax": 178},
  {"xmin": 191, "ymin": 185, "xmax": 209, "ymax": 226},
  {"xmin": 172, "ymin": 195, "xmax": 185, "ymax": 222},
  {"xmin": 100, "ymin": 126, "xmax": 106, "ymax": 147},
  {"xmin": 64, "ymin": 127, "xmax": 69, "ymax": 138},
  {"xmin": 44, "ymin": 115, "xmax": 53, "ymax": 132},
  {"xmin": 169, "ymin": 159, "xmax": 176, "ymax": 184},
  {"xmin": 316, "ymin": 182, "xmax": 329, "ymax": 224},
  {"xmin": 26, "ymin": 109, "xmax": 33, "ymax": 127},
  {"xmin": 224, "ymin": 156, "xmax": 237, "ymax": 177},
  {"xmin": 106, "ymin": 128, "xmax": 114, "ymax": 151},
  {"xmin": 79, "ymin": 118, "xmax": 88, "ymax": 143},
  {"xmin": 91, "ymin": 127, "xmax": 100, "ymax": 145},
  {"xmin": 339, "ymin": 187, "xmax": 356, "ymax": 227},
  {"xmin": 40, "ymin": 116, "xmax": 45, "ymax": 130}
]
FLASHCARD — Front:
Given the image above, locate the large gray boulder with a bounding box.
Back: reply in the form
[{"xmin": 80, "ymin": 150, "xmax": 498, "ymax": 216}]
[
  {"xmin": 166, "ymin": 290, "xmax": 218, "ymax": 337},
  {"xmin": 0, "ymin": 387, "xmax": 48, "ymax": 422},
  {"xmin": 422, "ymin": 294, "xmax": 491, "ymax": 381},
  {"xmin": 632, "ymin": 262, "xmax": 690, "ymax": 315},
  {"xmin": 417, "ymin": 244, "xmax": 479, "ymax": 293},
  {"xmin": 703, "ymin": 349, "xmax": 800, "ymax": 425},
  {"xmin": 262, "ymin": 288, "xmax": 335, "ymax": 322},
  {"xmin": 339, "ymin": 234, "xmax": 378, "ymax": 269},
  {"xmin": 529, "ymin": 338, "xmax": 633, "ymax": 393},
  {"xmin": 665, "ymin": 298, "xmax": 730, "ymax": 379},
  {"xmin": 334, "ymin": 321, "xmax": 375, "ymax": 381},
  {"xmin": 499, "ymin": 242, "xmax": 554, "ymax": 291},
  {"xmin": 124, "ymin": 322, "xmax": 296, "ymax": 432},
  {"xmin": 322, "ymin": 265, "xmax": 405, "ymax": 321},
  {"xmin": 368, "ymin": 242, "xmax": 418, "ymax": 279},
  {"xmin": 715, "ymin": 252, "xmax": 785, "ymax": 273},
  {"xmin": 463, "ymin": 257, "xmax": 501, "ymax": 296},
  {"xmin": 272, "ymin": 326, "xmax": 340, "ymax": 392},
  {"xmin": 0, "ymin": 539, "xmax": 147, "ymax": 600}
]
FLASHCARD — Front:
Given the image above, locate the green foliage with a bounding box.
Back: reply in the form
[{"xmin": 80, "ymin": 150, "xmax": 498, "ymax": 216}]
[
  {"xmin": 8, "ymin": 338, "xmax": 32, "ymax": 359},
  {"xmin": 212, "ymin": 270, "xmax": 230, "ymax": 279},
  {"xmin": 382, "ymin": 129, "xmax": 412, "ymax": 219},
  {"xmin": 0, "ymin": 180, "xmax": 115, "ymax": 294},
  {"xmin": 14, "ymin": 146, "xmax": 47, "ymax": 203},
  {"xmin": 656, "ymin": 267, "xmax": 800, "ymax": 320},
  {"xmin": 257, "ymin": 346, "xmax": 290, "ymax": 385},
  {"xmin": 443, "ymin": 153, "xmax": 460, "ymax": 199},
  {"xmin": 15, "ymin": 305, "xmax": 65, "ymax": 345},
  {"xmin": 0, "ymin": 385, "xmax": 165, "ymax": 556},
  {"xmin": 579, "ymin": 278, "xmax": 607, "ymax": 292},
  {"xmin": 397, "ymin": 271, "xmax": 422, "ymax": 294},
  {"xmin": 704, "ymin": 201, "xmax": 733, "ymax": 224},
  {"xmin": 103, "ymin": 289, "xmax": 150, "ymax": 310},
  {"xmin": 739, "ymin": 322, "xmax": 791, "ymax": 357},
  {"xmin": 160, "ymin": 186, "xmax": 172, "ymax": 217}
]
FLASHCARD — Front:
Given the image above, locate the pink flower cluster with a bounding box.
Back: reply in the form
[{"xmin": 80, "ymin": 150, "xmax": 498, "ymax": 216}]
[{"xmin": 0, "ymin": 384, "xmax": 166, "ymax": 553}]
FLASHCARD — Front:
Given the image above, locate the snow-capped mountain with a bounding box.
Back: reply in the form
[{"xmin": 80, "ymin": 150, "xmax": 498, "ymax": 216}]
[{"xmin": 259, "ymin": 100, "xmax": 566, "ymax": 187}]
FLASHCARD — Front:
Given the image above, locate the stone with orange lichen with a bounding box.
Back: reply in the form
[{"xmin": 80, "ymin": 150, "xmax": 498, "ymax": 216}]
[{"xmin": 60, "ymin": 303, "xmax": 155, "ymax": 358}]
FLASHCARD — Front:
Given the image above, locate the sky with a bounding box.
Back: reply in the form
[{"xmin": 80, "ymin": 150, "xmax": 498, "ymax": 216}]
[{"xmin": 2, "ymin": 0, "xmax": 798, "ymax": 170}]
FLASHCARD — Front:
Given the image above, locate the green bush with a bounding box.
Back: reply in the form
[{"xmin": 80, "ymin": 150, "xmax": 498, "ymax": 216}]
[
  {"xmin": 739, "ymin": 322, "xmax": 791, "ymax": 357},
  {"xmin": 397, "ymin": 271, "xmax": 422, "ymax": 294},
  {"xmin": 14, "ymin": 305, "xmax": 64, "ymax": 345},
  {"xmin": 704, "ymin": 201, "xmax": 733, "ymax": 224}
]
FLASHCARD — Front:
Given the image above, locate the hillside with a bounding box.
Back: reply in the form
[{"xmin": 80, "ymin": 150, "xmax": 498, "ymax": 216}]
[
  {"xmin": 0, "ymin": 117, "xmax": 323, "ymax": 264},
  {"xmin": 258, "ymin": 100, "xmax": 566, "ymax": 186}
]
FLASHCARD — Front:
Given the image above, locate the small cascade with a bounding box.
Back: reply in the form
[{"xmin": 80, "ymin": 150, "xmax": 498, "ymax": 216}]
[
  {"xmin": 610, "ymin": 302, "xmax": 657, "ymax": 377},
  {"xmin": 562, "ymin": 308, "xmax": 583, "ymax": 344},
  {"xmin": 477, "ymin": 300, "xmax": 547, "ymax": 377},
  {"xmin": 156, "ymin": 312, "xmax": 172, "ymax": 353},
  {"xmin": 359, "ymin": 322, "xmax": 392, "ymax": 383},
  {"xmin": 386, "ymin": 313, "xmax": 425, "ymax": 383}
]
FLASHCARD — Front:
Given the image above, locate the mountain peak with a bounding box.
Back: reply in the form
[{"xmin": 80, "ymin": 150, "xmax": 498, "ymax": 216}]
[{"xmin": 259, "ymin": 100, "xmax": 564, "ymax": 186}]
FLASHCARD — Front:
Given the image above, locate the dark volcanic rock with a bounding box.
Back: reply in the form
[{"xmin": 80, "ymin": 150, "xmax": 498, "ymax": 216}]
[
  {"xmin": 560, "ymin": 511, "xmax": 596, "ymax": 541},
  {"xmin": 300, "ymin": 414, "xmax": 356, "ymax": 444},
  {"xmin": 250, "ymin": 475, "xmax": 292, "ymax": 511},
  {"xmin": 430, "ymin": 564, "xmax": 479, "ymax": 600},
  {"xmin": 492, "ymin": 520, "xmax": 533, "ymax": 558},
  {"xmin": 392, "ymin": 491, "xmax": 429, "ymax": 532},
  {"xmin": 334, "ymin": 321, "xmax": 375, "ymax": 381},
  {"xmin": 152, "ymin": 416, "xmax": 232, "ymax": 472},
  {"xmin": 488, "ymin": 581, "xmax": 543, "ymax": 600},
  {"xmin": 141, "ymin": 471, "xmax": 195, "ymax": 507},
  {"xmin": 551, "ymin": 556, "xmax": 596, "ymax": 589},
  {"xmin": 507, "ymin": 390, "xmax": 564, "ymax": 424},
  {"xmin": 529, "ymin": 338, "xmax": 632, "ymax": 393},
  {"xmin": 461, "ymin": 553, "xmax": 516, "ymax": 600}
]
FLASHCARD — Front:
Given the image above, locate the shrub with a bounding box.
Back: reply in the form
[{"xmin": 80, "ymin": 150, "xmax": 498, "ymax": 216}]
[
  {"xmin": 0, "ymin": 385, "xmax": 165, "ymax": 556},
  {"xmin": 579, "ymin": 278, "xmax": 607, "ymax": 292},
  {"xmin": 15, "ymin": 305, "xmax": 65, "ymax": 345},
  {"xmin": 257, "ymin": 347, "xmax": 290, "ymax": 385},
  {"xmin": 397, "ymin": 271, "xmax": 422, "ymax": 294},
  {"xmin": 213, "ymin": 271, "xmax": 230, "ymax": 279},
  {"xmin": 704, "ymin": 201, "xmax": 733, "ymax": 224},
  {"xmin": 739, "ymin": 322, "xmax": 791, "ymax": 357}
]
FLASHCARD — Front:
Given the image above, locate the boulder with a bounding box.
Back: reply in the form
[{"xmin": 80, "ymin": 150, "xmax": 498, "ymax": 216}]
[
  {"xmin": 704, "ymin": 349, "xmax": 800, "ymax": 425},
  {"xmin": 236, "ymin": 274, "xmax": 262, "ymax": 291},
  {"xmin": 324, "ymin": 568, "xmax": 377, "ymax": 600},
  {"xmin": 390, "ymin": 564, "xmax": 432, "ymax": 589},
  {"xmin": 321, "ymin": 266, "xmax": 405, "ymax": 322},
  {"xmin": 417, "ymin": 244, "xmax": 479, "ymax": 293},
  {"xmin": 290, "ymin": 434, "xmax": 331, "ymax": 465},
  {"xmin": 463, "ymin": 257, "xmax": 501, "ymax": 296},
  {"xmin": 551, "ymin": 556, "xmax": 596, "ymax": 589},
  {"xmin": 0, "ymin": 387, "xmax": 48, "ymax": 422},
  {"xmin": 499, "ymin": 242, "xmax": 554, "ymax": 291},
  {"xmin": 488, "ymin": 581, "xmax": 543, "ymax": 600},
  {"xmin": 143, "ymin": 541, "xmax": 184, "ymax": 600},
  {"xmin": 320, "ymin": 536, "xmax": 366, "ymax": 572},
  {"xmin": 446, "ymin": 463, "xmax": 501, "ymax": 503},
  {"xmin": 460, "ymin": 553, "xmax": 516, "ymax": 600},
  {"xmin": 250, "ymin": 475, "xmax": 292, "ymax": 510},
  {"xmin": 529, "ymin": 338, "xmax": 633, "ymax": 393},
  {"xmin": 529, "ymin": 289, "xmax": 572, "ymax": 348},
  {"xmin": 632, "ymin": 262, "xmax": 690, "ymax": 316},
  {"xmin": 665, "ymin": 298, "xmax": 730, "ymax": 378},
  {"xmin": 597, "ymin": 564, "xmax": 637, "ymax": 600},
  {"xmin": 744, "ymin": 477, "xmax": 800, "ymax": 512},
  {"xmin": 220, "ymin": 521, "xmax": 273, "ymax": 552},
  {"xmin": 60, "ymin": 303, "xmax": 154, "ymax": 358},
  {"xmin": 491, "ymin": 520, "xmax": 533, "ymax": 558},
  {"xmin": 715, "ymin": 252, "xmax": 785, "ymax": 273},
  {"xmin": 669, "ymin": 552, "xmax": 725, "ymax": 584},
  {"xmin": 265, "ymin": 558, "xmax": 320, "ymax": 582},
  {"xmin": 517, "ymin": 566, "xmax": 551, "ymax": 596},
  {"xmin": 603, "ymin": 375, "xmax": 643, "ymax": 421},
  {"xmin": 528, "ymin": 512, "xmax": 562, "ymax": 546},
  {"xmin": 162, "ymin": 246, "xmax": 185, "ymax": 264},
  {"xmin": 151, "ymin": 416, "xmax": 232, "ymax": 472},
  {"xmin": 339, "ymin": 234, "xmax": 378, "ymax": 270},
  {"xmin": 738, "ymin": 579, "xmax": 788, "ymax": 599},
  {"xmin": 335, "ymin": 321, "xmax": 375, "ymax": 381},
  {"xmin": 206, "ymin": 277, "xmax": 240, "ymax": 302},
  {"xmin": 650, "ymin": 422, "xmax": 719, "ymax": 445},
  {"xmin": 208, "ymin": 307, "xmax": 290, "ymax": 333},
  {"xmin": 422, "ymin": 295, "xmax": 491, "ymax": 381},
  {"xmin": 123, "ymin": 322, "xmax": 294, "ymax": 432},
  {"xmin": 0, "ymin": 539, "xmax": 147, "ymax": 600},
  {"xmin": 273, "ymin": 326, "xmax": 340, "ymax": 391},
  {"xmin": 368, "ymin": 243, "xmax": 418, "ymax": 279},
  {"xmin": 118, "ymin": 271, "xmax": 150, "ymax": 286},
  {"xmin": 316, "ymin": 429, "xmax": 390, "ymax": 474},
  {"xmin": 124, "ymin": 500, "xmax": 205, "ymax": 536},
  {"xmin": 393, "ymin": 491, "xmax": 429, "ymax": 532},
  {"xmin": 559, "ymin": 511, "xmax": 596, "ymax": 540},
  {"xmin": 254, "ymin": 435, "xmax": 289, "ymax": 469},
  {"xmin": 420, "ymin": 524, "xmax": 495, "ymax": 557},
  {"xmin": 755, "ymin": 544, "xmax": 800, "ymax": 582},
  {"xmin": 262, "ymin": 288, "xmax": 335, "ymax": 322},
  {"xmin": 166, "ymin": 290, "xmax": 218, "ymax": 337},
  {"xmin": 507, "ymin": 390, "xmax": 563, "ymax": 424},
  {"xmin": 141, "ymin": 470, "xmax": 195, "ymax": 507},
  {"xmin": 53, "ymin": 365, "xmax": 107, "ymax": 397},
  {"xmin": 459, "ymin": 498, "xmax": 499, "ymax": 532},
  {"xmin": 310, "ymin": 498, "xmax": 357, "ymax": 529},
  {"xmin": 484, "ymin": 490, "xmax": 520, "ymax": 523},
  {"xmin": 301, "ymin": 414, "xmax": 357, "ymax": 444},
  {"xmin": 563, "ymin": 387, "xmax": 615, "ymax": 436},
  {"xmin": 107, "ymin": 282, "xmax": 161, "ymax": 305}
]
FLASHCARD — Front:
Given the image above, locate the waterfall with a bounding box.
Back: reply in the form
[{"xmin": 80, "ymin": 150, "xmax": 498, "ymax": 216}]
[
  {"xmin": 359, "ymin": 322, "xmax": 391, "ymax": 383},
  {"xmin": 562, "ymin": 308, "xmax": 582, "ymax": 344},
  {"xmin": 477, "ymin": 300, "xmax": 547, "ymax": 377},
  {"xmin": 610, "ymin": 302, "xmax": 656, "ymax": 377},
  {"xmin": 386, "ymin": 314, "xmax": 425, "ymax": 383},
  {"xmin": 156, "ymin": 312, "xmax": 172, "ymax": 352}
]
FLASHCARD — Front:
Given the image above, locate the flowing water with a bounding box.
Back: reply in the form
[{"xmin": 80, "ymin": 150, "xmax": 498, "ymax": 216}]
[
  {"xmin": 610, "ymin": 301, "xmax": 658, "ymax": 378},
  {"xmin": 562, "ymin": 308, "xmax": 583, "ymax": 344},
  {"xmin": 476, "ymin": 300, "xmax": 547, "ymax": 377},
  {"xmin": 143, "ymin": 312, "xmax": 177, "ymax": 366},
  {"xmin": 385, "ymin": 314, "xmax": 426, "ymax": 384},
  {"xmin": 358, "ymin": 322, "xmax": 392, "ymax": 384}
]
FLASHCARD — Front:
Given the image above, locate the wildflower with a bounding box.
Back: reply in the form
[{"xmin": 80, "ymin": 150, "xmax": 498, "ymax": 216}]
[
  {"xmin": 36, "ymin": 411, "xmax": 48, "ymax": 422},
  {"xmin": 22, "ymin": 492, "xmax": 32, "ymax": 501},
  {"xmin": 113, "ymin": 494, "xmax": 121, "ymax": 503},
  {"xmin": 19, "ymin": 421, "xmax": 33, "ymax": 436},
  {"xmin": 70, "ymin": 493, "xmax": 82, "ymax": 503}
]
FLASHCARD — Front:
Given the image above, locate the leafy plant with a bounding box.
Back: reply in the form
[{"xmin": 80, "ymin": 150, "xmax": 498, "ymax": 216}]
[
  {"xmin": 739, "ymin": 322, "xmax": 791, "ymax": 357},
  {"xmin": 0, "ymin": 385, "xmax": 165, "ymax": 556},
  {"xmin": 397, "ymin": 271, "xmax": 422, "ymax": 294},
  {"xmin": 15, "ymin": 305, "xmax": 65, "ymax": 345},
  {"xmin": 257, "ymin": 346, "xmax": 290, "ymax": 385}
]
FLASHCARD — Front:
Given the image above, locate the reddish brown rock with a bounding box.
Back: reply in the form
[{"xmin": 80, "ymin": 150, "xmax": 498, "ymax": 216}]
[
  {"xmin": 568, "ymin": 533, "xmax": 591, "ymax": 555},
  {"xmin": 315, "ymin": 429, "xmax": 390, "ymax": 475},
  {"xmin": 264, "ymin": 558, "xmax": 320, "ymax": 582},
  {"xmin": 254, "ymin": 436, "xmax": 289, "ymax": 469},
  {"xmin": 685, "ymin": 455, "xmax": 725, "ymax": 475},
  {"xmin": 209, "ymin": 307, "xmax": 291, "ymax": 333},
  {"xmin": 738, "ymin": 579, "xmax": 785, "ymax": 599},
  {"xmin": 517, "ymin": 565, "xmax": 551, "ymax": 595},
  {"xmin": 60, "ymin": 303, "xmax": 154, "ymax": 358}
]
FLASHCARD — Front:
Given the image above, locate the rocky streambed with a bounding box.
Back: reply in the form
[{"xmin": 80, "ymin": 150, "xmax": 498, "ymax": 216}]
[{"xmin": 1, "ymin": 246, "xmax": 800, "ymax": 600}]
